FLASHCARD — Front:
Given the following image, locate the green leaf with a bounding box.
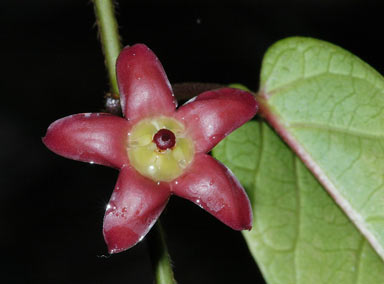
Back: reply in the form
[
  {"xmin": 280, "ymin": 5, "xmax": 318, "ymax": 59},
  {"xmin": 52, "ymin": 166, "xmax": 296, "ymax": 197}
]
[
  {"xmin": 257, "ymin": 37, "xmax": 384, "ymax": 260},
  {"xmin": 213, "ymin": 121, "xmax": 384, "ymax": 284}
]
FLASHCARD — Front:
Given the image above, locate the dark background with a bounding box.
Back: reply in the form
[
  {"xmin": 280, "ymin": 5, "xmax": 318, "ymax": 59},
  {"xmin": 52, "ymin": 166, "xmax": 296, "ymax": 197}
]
[{"xmin": 1, "ymin": 0, "xmax": 383, "ymax": 283}]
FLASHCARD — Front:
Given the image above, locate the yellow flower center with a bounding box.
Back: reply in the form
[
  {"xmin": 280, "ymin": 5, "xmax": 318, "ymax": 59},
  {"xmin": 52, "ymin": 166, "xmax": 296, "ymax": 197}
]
[{"xmin": 127, "ymin": 116, "xmax": 194, "ymax": 182}]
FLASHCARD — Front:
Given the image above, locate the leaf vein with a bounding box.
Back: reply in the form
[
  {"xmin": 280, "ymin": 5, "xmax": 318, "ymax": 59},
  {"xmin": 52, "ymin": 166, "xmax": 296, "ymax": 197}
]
[
  {"xmin": 289, "ymin": 122, "xmax": 384, "ymax": 140},
  {"xmin": 266, "ymin": 72, "xmax": 383, "ymax": 98}
]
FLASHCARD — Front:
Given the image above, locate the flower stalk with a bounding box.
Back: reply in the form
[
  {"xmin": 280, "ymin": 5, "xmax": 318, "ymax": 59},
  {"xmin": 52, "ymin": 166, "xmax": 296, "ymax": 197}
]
[
  {"xmin": 92, "ymin": 1, "xmax": 176, "ymax": 282},
  {"xmin": 148, "ymin": 220, "xmax": 177, "ymax": 284}
]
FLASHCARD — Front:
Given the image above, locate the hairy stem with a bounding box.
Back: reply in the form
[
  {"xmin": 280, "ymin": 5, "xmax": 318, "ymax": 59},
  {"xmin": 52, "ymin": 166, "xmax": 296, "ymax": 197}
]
[{"xmin": 93, "ymin": 0, "xmax": 122, "ymax": 96}]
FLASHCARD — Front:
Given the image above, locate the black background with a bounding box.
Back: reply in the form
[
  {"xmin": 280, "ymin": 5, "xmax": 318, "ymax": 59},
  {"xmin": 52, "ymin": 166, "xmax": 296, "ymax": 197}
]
[{"xmin": 1, "ymin": 0, "xmax": 383, "ymax": 283}]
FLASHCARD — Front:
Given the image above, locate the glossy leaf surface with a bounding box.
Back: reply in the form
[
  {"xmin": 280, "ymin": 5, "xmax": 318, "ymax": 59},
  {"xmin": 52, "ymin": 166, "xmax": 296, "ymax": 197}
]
[{"xmin": 213, "ymin": 121, "xmax": 384, "ymax": 284}]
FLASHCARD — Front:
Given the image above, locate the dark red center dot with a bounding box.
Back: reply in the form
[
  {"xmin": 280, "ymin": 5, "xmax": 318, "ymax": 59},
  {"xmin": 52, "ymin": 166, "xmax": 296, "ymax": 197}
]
[{"xmin": 153, "ymin": 129, "xmax": 176, "ymax": 151}]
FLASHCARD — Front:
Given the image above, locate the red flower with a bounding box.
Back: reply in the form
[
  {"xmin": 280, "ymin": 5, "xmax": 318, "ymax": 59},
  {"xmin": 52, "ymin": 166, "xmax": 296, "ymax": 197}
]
[{"xmin": 43, "ymin": 44, "xmax": 258, "ymax": 254}]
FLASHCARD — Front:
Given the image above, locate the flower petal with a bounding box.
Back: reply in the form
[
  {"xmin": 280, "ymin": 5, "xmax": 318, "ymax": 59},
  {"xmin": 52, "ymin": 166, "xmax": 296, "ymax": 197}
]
[
  {"xmin": 43, "ymin": 113, "xmax": 130, "ymax": 168},
  {"xmin": 117, "ymin": 44, "xmax": 177, "ymax": 123},
  {"xmin": 172, "ymin": 153, "xmax": 252, "ymax": 230},
  {"xmin": 103, "ymin": 166, "xmax": 170, "ymax": 253},
  {"xmin": 175, "ymin": 88, "xmax": 258, "ymax": 153}
]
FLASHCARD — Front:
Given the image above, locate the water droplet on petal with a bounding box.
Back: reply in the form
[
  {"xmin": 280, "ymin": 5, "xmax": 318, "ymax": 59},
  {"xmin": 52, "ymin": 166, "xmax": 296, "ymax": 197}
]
[{"xmin": 106, "ymin": 201, "xmax": 117, "ymax": 213}]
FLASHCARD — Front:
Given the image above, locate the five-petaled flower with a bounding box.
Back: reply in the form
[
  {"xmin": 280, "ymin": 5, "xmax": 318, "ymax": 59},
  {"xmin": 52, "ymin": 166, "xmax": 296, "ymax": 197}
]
[{"xmin": 43, "ymin": 44, "xmax": 258, "ymax": 254}]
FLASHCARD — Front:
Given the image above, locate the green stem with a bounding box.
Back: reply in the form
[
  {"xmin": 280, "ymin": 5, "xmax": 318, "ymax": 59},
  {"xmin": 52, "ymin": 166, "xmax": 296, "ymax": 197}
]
[
  {"xmin": 148, "ymin": 221, "xmax": 177, "ymax": 284},
  {"xmin": 93, "ymin": 0, "xmax": 122, "ymax": 96},
  {"xmin": 92, "ymin": 1, "xmax": 176, "ymax": 283}
]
